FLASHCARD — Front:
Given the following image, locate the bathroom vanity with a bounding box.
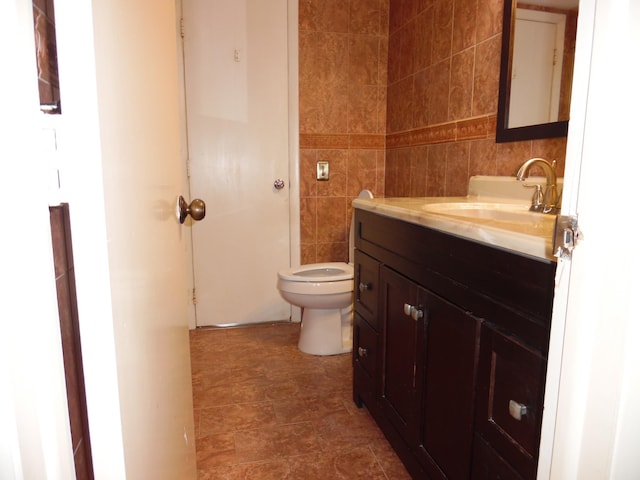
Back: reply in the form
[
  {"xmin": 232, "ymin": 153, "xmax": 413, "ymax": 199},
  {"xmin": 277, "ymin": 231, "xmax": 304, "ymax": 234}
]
[{"xmin": 351, "ymin": 192, "xmax": 557, "ymax": 480}]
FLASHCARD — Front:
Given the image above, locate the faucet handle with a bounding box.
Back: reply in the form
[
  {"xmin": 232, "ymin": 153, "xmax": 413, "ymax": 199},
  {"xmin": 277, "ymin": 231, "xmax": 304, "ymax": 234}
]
[{"xmin": 523, "ymin": 183, "xmax": 543, "ymax": 211}]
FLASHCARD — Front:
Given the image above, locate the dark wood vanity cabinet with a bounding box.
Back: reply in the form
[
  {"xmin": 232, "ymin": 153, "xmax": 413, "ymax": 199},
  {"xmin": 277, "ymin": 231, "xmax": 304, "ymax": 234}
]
[{"xmin": 351, "ymin": 208, "xmax": 556, "ymax": 480}]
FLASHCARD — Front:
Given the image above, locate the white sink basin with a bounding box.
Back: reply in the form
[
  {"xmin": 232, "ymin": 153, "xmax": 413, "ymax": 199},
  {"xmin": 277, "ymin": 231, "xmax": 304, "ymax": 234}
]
[{"xmin": 421, "ymin": 202, "xmax": 554, "ymax": 224}]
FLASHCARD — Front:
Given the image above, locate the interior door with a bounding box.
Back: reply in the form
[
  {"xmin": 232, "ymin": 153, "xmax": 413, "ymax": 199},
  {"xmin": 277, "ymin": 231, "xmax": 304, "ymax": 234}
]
[
  {"xmin": 181, "ymin": 0, "xmax": 292, "ymax": 326},
  {"xmin": 51, "ymin": 0, "xmax": 197, "ymax": 477}
]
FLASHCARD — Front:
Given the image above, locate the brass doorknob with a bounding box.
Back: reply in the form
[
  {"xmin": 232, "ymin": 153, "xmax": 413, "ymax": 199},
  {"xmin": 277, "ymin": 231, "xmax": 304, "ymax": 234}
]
[{"xmin": 177, "ymin": 195, "xmax": 206, "ymax": 224}]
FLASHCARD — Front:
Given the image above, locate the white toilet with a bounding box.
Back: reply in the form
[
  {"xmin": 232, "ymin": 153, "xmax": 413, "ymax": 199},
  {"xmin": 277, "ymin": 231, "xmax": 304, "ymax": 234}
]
[{"xmin": 277, "ymin": 189, "xmax": 374, "ymax": 355}]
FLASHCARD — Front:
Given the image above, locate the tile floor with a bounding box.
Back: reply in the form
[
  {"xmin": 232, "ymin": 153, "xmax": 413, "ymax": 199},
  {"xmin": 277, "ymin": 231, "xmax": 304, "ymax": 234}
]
[{"xmin": 190, "ymin": 322, "xmax": 412, "ymax": 479}]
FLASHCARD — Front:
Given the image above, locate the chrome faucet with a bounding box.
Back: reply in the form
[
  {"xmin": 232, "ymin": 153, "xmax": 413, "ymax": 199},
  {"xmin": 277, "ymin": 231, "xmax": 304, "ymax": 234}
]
[{"xmin": 515, "ymin": 157, "xmax": 560, "ymax": 214}]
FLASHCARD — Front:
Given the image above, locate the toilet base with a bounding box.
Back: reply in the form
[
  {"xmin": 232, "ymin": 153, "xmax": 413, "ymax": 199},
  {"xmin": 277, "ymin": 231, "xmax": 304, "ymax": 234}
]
[{"xmin": 298, "ymin": 307, "xmax": 352, "ymax": 356}]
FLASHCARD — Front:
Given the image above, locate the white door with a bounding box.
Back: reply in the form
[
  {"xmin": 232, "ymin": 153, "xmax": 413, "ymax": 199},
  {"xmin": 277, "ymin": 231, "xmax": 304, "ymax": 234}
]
[
  {"xmin": 44, "ymin": 0, "xmax": 196, "ymax": 478},
  {"xmin": 509, "ymin": 9, "xmax": 566, "ymax": 128},
  {"xmin": 182, "ymin": 0, "xmax": 293, "ymax": 326}
]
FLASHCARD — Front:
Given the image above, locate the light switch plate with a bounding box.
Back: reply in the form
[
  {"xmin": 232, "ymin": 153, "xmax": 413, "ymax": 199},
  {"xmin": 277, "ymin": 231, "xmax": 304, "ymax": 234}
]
[{"xmin": 317, "ymin": 161, "xmax": 329, "ymax": 181}]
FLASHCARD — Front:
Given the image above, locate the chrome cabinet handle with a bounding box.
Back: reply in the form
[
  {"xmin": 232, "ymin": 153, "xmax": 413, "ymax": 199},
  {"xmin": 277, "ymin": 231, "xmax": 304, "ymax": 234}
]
[
  {"xmin": 358, "ymin": 346, "xmax": 368, "ymax": 357},
  {"xmin": 359, "ymin": 282, "xmax": 371, "ymax": 292},
  {"xmin": 177, "ymin": 196, "xmax": 206, "ymax": 224},
  {"xmin": 403, "ymin": 303, "xmax": 423, "ymax": 321},
  {"xmin": 509, "ymin": 400, "xmax": 528, "ymax": 421}
]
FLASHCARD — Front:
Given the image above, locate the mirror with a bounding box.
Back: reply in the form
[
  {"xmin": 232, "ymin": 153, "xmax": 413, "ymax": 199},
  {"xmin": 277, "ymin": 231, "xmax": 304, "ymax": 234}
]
[{"xmin": 496, "ymin": 0, "xmax": 579, "ymax": 142}]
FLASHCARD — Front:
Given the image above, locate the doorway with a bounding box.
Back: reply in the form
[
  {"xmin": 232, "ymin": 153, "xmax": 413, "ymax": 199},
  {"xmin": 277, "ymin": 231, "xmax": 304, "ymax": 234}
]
[{"xmin": 180, "ymin": 0, "xmax": 299, "ymax": 327}]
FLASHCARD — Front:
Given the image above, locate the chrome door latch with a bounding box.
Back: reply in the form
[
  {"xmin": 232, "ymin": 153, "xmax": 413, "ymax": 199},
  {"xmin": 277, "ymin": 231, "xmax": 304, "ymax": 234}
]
[{"xmin": 553, "ymin": 214, "xmax": 582, "ymax": 259}]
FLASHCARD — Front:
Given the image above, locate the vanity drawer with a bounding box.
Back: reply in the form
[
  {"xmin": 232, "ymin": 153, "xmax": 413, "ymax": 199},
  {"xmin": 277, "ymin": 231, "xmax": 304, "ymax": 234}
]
[
  {"xmin": 353, "ymin": 312, "xmax": 379, "ymax": 411},
  {"xmin": 475, "ymin": 325, "xmax": 546, "ymax": 479},
  {"xmin": 354, "ymin": 250, "xmax": 380, "ymax": 330},
  {"xmin": 353, "ymin": 312, "xmax": 378, "ymax": 379}
]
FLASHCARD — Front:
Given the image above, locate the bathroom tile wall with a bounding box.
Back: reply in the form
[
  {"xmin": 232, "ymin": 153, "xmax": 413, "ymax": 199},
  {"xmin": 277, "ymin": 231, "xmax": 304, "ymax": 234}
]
[
  {"xmin": 298, "ymin": 0, "xmax": 570, "ymax": 263},
  {"xmin": 299, "ymin": 0, "xmax": 389, "ymax": 264},
  {"xmin": 384, "ymin": 0, "xmax": 567, "ymax": 197}
]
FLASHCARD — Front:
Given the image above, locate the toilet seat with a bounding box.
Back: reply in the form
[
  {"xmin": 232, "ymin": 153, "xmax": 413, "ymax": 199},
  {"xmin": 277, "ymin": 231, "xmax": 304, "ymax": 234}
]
[{"xmin": 277, "ymin": 262, "xmax": 353, "ymax": 283}]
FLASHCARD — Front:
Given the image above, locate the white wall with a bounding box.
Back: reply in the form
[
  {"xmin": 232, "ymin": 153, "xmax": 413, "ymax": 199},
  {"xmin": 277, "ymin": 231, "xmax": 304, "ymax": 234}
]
[{"xmin": 0, "ymin": 1, "xmax": 76, "ymax": 478}]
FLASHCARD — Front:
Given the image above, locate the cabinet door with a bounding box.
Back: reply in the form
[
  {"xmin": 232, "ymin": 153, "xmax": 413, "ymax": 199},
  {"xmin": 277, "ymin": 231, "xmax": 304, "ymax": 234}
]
[
  {"xmin": 475, "ymin": 325, "xmax": 546, "ymax": 479},
  {"xmin": 471, "ymin": 434, "xmax": 526, "ymax": 480},
  {"xmin": 415, "ymin": 288, "xmax": 482, "ymax": 480},
  {"xmin": 379, "ymin": 266, "xmax": 422, "ymax": 444}
]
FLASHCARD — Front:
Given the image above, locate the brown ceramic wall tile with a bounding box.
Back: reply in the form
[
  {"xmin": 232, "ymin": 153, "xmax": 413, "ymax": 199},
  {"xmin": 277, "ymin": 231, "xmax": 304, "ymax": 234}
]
[
  {"xmin": 412, "ymin": 69, "xmax": 430, "ymax": 128},
  {"xmin": 532, "ymin": 137, "xmax": 568, "ymax": 175},
  {"xmin": 299, "ymin": 0, "xmax": 388, "ymax": 264},
  {"xmin": 385, "ymin": 148, "xmax": 412, "ymax": 196},
  {"xmin": 317, "ymin": 197, "xmax": 347, "ymax": 243},
  {"xmin": 432, "ymin": 0, "xmax": 453, "ymax": 63},
  {"xmin": 350, "ymin": 0, "xmax": 384, "ymax": 34},
  {"xmin": 414, "ymin": 7, "xmax": 435, "ymax": 71},
  {"xmin": 496, "ymin": 141, "xmax": 533, "ymax": 175},
  {"xmin": 389, "ymin": 0, "xmax": 415, "ymax": 34},
  {"xmin": 426, "ymin": 144, "xmax": 447, "ymax": 196},
  {"xmin": 472, "ymin": 34, "xmax": 501, "ymax": 117},
  {"xmin": 449, "ymin": 48, "xmax": 475, "ymax": 121},
  {"xmin": 300, "ymin": 196, "xmax": 316, "ymax": 246},
  {"xmin": 385, "ymin": 0, "xmax": 567, "ymax": 197},
  {"xmin": 301, "ymin": 0, "xmax": 567, "ymax": 254},
  {"xmin": 347, "ymin": 150, "xmax": 379, "ymax": 197},
  {"xmin": 387, "ymin": 76, "xmax": 414, "ymax": 131},
  {"xmin": 349, "ymin": 35, "xmax": 381, "ymax": 85},
  {"xmin": 476, "ymin": 0, "xmax": 503, "ymax": 42},
  {"xmin": 445, "ymin": 142, "xmax": 470, "ymax": 196},
  {"xmin": 453, "ymin": 0, "xmax": 478, "ymax": 54},
  {"xmin": 469, "ymin": 139, "xmax": 498, "ymax": 176},
  {"xmin": 317, "ymin": 241, "xmax": 348, "ymax": 264},
  {"xmin": 349, "ymin": 85, "xmax": 380, "ymax": 133},
  {"xmin": 429, "ymin": 59, "xmax": 451, "ymax": 125},
  {"xmin": 300, "ymin": 244, "xmax": 316, "ymax": 265},
  {"xmin": 410, "ymin": 145, "xmax": 429, "ymax": 197}
]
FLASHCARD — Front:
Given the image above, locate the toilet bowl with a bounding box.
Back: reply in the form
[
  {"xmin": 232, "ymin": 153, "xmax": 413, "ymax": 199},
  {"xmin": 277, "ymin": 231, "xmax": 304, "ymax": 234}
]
[{"xmin": 277, "ymin": 189, "xmax": 374, "ymax": 355}]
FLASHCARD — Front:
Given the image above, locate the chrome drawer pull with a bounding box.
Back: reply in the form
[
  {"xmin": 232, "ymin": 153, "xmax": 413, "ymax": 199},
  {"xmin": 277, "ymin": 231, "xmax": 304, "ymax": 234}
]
[
  {"xmin": 403, "ymin": 303, "xmax": 423, "ymax": 321},
  {"xmin": 358, "ymin": 347, "xmax": 368, "ymax": 357},
  {"xmin": 509, "ymin": 400, "xmax": 528, "ymax": 421}
]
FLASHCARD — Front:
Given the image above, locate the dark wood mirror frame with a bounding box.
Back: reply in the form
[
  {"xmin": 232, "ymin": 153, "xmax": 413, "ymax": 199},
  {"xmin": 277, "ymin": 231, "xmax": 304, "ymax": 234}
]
[{"xmin": 496, "ymin": 0, "xmax": 569, "ymax": 143}]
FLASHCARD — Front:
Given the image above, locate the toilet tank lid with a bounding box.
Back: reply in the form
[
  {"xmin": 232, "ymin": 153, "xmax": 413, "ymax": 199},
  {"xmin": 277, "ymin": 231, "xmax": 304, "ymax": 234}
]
[{"xmin": 278, "ymin": 262, "xmax": 353, "ymax": 282}]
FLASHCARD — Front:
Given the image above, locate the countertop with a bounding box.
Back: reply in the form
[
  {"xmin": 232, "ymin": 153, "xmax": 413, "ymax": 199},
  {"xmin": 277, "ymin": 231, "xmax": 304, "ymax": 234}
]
[{"xmin": 352, "ymin": 196, "xmax": 557, "ymax": 262}]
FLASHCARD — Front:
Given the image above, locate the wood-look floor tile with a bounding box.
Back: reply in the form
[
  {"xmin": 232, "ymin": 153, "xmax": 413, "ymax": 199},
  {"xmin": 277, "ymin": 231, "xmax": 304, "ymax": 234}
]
[
  {"xmin": 272, "ymin": 394, "xmax": 348, "ymax": 424},
  {"xmin": 369, "ymin": 437, "xmax": 414, "ymax": 480},
  {"xmin": 234, "ymin": 423, "xmax": 320, "ymax": 464},
  {"xmin": 200, "ymin": 402, "xmax": 277, "ymax": 435},
  {"xmin": 287, "ymin": 447, "xmax": 387, "ymax": 480},
  {"xmin": 196, "ymin": 433, "xmax": 237, "ymax": 470},
  {"xmin": 314, "ymin": 410, "xmax": 384, "ymax": 452},
  {"xmin": 190, "ymin": 324, "xmax": 410, "ymax": 479}
]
